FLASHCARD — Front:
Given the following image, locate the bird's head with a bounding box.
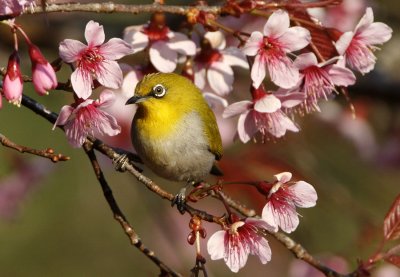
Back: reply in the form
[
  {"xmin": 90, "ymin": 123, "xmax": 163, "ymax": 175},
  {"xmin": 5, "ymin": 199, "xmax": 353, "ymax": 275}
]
[{"xmin": 126, "ymin": 73, "xmax": 199, "ymax": 110}]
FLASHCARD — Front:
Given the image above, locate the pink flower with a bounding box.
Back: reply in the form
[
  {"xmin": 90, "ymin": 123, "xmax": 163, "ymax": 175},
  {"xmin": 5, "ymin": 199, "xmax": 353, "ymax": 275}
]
[
  {"xmin": 3, "ymin": 51, "xmax": 23, "ymax": 106},
  {"xmin": 0, "ymin": 0, "xmax": 34, "ymax": 17},
  {"xmin": 29, "ymin": 44, "xmax": 57, "ymax": 95},
  {"xmin": 223, "ymin": 86, "xmax": 299, "ymax": 143},
  {"xmin": 194, "ymin": 31, "xmax": 248, "ymax": 96},
  {"xmin": 242, "ymin": 9, "xmax": 311, "ymax": 89},
  {"xmin": 293, "ymin": 52, "xmax": 356, "ymax": 113},
  {"xmin": 260, "ymin": 172, "xmax": 317, "ymax": 233},
  {"xmin": 53, "ymin": 90, "xmax": 121, "ymax": 147},
  {"xmin": 59, "ymin": 20, "xmax": 133, "ymax": 100},
  {"xmin": 207, "ymin": 217, "xmax": 274, "ymax": 272},
  {"xmin": 335, "ymin": 7, "xmax": 392, "ymax": 74},
  {"xmin": 123, "ymin": 19, "xmax": 196, "ymax": 73}
]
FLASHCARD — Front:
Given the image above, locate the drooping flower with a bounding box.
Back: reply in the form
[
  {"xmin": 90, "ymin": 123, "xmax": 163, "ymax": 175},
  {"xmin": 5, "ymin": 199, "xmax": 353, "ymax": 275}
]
[
  {"xmin": 292, "ymin": 52, "xmax": 356, "ymax": 113},
  {"xmin": 207, "ymin": 217, "xmax": 275, "ymax": 273},
  {"xmin": 242, "ymin": 9, "xmax": 311, "ymax": 89},
  {"xmin": 123, "ymin": 13, "xmax": 196, "ymax": 73},
  {"xmin": 260, "ymin": 172, "xmax": 317, "ymax": 233},
  {"xmin": 3, "ymin": 50, "xmax": 23, "ymax": 106},
  {"xmin": 59, "ymin": 20, "xmax": 133, "ymax": 100},
  {"xmin": 335, "ymin": 7, "xmax": 392, "ymax": 74},
  {"xmin": 53, "ymin": 90, "xmax": 121, "ymax": 147},
  {"xmin": 223, "ymin": 86, "xmax": 299, "ymax": 143},
  {"xmin": 194, "ymin": 31, "xmax": 248, "ymax": 96},
  {"xmin": 28, "ymin": 44, "xmax": 58, "ymax": 95}
]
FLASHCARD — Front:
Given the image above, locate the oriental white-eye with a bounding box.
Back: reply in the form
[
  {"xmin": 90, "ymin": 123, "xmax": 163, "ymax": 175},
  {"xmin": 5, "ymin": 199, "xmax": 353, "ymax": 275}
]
[{"xmin": 125, "ymin": 73, "xmax": 223, "ymax": 209}]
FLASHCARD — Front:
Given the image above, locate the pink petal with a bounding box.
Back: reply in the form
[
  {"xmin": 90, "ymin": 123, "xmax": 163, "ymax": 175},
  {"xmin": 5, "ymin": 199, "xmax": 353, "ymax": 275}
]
[
  {"xmin": 238, "ymin": 111, "xmax": 257, "ymax": 143},
  {"xmin": 100, "ymin": 38, "xmax": 133, "ymax": 60},
  {"xmin": 223, "ymin": 100, "xmax": 252, "ymax": 118},
  {"xmin": 293, "ymin": 52, "xmax": 318, "ymax": 70},
  {"xmin": 277, "ymin": 203, "xmax": 299, "ymax": 233},
  {"xmin": 261, "ymin": 202, "xmax": 278, "ymax": 228},
  {"xmin": 168, "ymin": 32, "xmax": 196, "ymax": 56},
  {"xmin": 263, "ymin": 9, "xmax": 290, "ymax": 38},
  {"xmin": 225, "ymin": 238, "xmax": 248, "ymax": 273},
  {"xmin": 59, "ymin": 39, "xmax": 87, "ymax": 63},
  {"xmin": 222, "ymin": 47, "xmax": 249, "ymax": 69},
  {"xmin": 254, "ymin": 94, "xmax": 281, "ymax": 113},
  {"xmin": 194, "ymin": 63, "xmax": 207, "ymax": 90},
  {"xmin": 122, "ymin": 70, "xmax": 142, "ymax": 97},
  {"xmin": 204, "ymin": 31, "xmax": 226, "ymax": 50},
  {"xmin": 355, "ymin": 7, "xmax": 374, "ymax": 33},
  {"xmin": 335, "ymin": 32, "xmax": 354, "ymax": 55},
  {"xmin": 208, "ymin": 61, "xmax": 234, "ymax": 96},
  {"xmin": 207, "ymin": 230, "xmax": 226, "ymax": 260},
  {"xmin": 246, "ymin": 218, "xmax": 277, "ymax": 233},
  {"xmin": 53, "ymin": 105, "xmax": 74, "ymax": 129},
  {"xmin": 149, "ymin": 41, "xmax": 177, "ymax": 73},
  {"xmin": 267, "ymin": 56, "xmax": 299, "ymax": 89},
  {"xmin": 274, "ymin": 172, "xmax": 292, "ymax": 183},
  {"xmin": 95, "ymin": 111, "xmax": 121, "ymax": 137},
  {"xmin": 328, "ymin": 65, "xmax": 356, "ymax": 86},
  {"xmin": 242, "ymin": 31, "xmax": 263, "ymax": 56},
  {"xmin": 358, "ymin": 22, "xmax": 392, "ymax": 45},
  {"xmin": 203, "ymin": 92, "xmax": 228, "ymax": 109},
  {"xmin": 98, "ymin": 90, "xmax": 116, "ymax": 107},
  {"xmin": 269, "ymin": 111, "xmax": 299, "ymax": 137},
  {"xmin": 71, "ymin": 67, "xmax": 93, "ymax": 99},
  {"xmin": 279, "ymin": 26, "xmax": 311, "ymax": 52},
  {"xmin": 289, "ymin": 181, "xmax": 318, "ymax": 208},
  {"xmin": 85, "ymin": 20, "xmax": 105, "ymax": 47},
  {"xmin": 250, "ymin": 236, "xmax": 272, "ymax": 264},
  {"xmin": 95, "ymin": 60, "xmax": 123, "ymax": 89},
  {"xmin": 275, "ymin": 89, "xmax": 305, "ymax": 108},
  {"xmin": 123, "ymin": 25, "xmax": 149, "ymax": 52},
  {"xmin": 251, "ymin": 54, "xmax": 267, "ymax": 88}
]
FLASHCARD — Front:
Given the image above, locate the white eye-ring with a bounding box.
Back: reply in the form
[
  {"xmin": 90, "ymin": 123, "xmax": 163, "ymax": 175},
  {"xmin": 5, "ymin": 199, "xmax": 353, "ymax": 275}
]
[{"xmin": 152, "ymin": 84, "xmax": 166, "ymax": 98}]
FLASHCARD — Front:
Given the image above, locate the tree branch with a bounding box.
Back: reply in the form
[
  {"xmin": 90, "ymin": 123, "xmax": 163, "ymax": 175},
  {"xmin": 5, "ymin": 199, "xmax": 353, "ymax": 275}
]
[
  {"xmin": 82, "ymin": 141, "xmax": 182, "ymax": 277},
  {"xmin": 0, "ymin": 132, "xmax": 69, "ymax": 162}
]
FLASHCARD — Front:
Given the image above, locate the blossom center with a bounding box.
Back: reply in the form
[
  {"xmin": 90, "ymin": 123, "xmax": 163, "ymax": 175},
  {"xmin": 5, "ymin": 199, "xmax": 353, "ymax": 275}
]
[
  {"xmin": 142, "ymin": 24, "xmax": 170, "ymax": 42},
  {"xmin": 78, "ymin": 47, "xmax": 104, "ymax": 73}
]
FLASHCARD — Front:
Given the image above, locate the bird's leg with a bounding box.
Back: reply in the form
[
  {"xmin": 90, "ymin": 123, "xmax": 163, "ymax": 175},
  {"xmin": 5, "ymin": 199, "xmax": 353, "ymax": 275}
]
[{"xmin": 171, "ymin": 181, "xmax": 197, "ymax": 214}]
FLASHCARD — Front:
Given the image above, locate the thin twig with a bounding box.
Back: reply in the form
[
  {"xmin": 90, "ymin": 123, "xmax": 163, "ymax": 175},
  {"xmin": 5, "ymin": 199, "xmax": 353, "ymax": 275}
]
[
  {"xmin": 82, "ymin": 142, "xmax": 182, "ymax": 277},
  {"xmin": 0, "ymin": 132, "xmax": 69, "ymax": 162}
]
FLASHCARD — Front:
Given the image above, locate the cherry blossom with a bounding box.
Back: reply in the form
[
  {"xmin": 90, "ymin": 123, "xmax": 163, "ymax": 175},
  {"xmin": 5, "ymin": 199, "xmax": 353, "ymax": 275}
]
[
  {"xmin": 223, "ymin": 86, "xmax": 299, "ymax": 143},
  {"xmin": 242, "ymin": 9, "xmax": 311, "ymax": 89},
  {"xmin": 59, "ymin": 20, "xmax": 133, "ymax": 100},
  {"xmin": 123, "ymin": 15, "xmax": 196, "ymax": 73},
  {"xmin": 260, "ymin": 172, "xmax": 317, "ymax": 233},
  {"xmin": 3, "ymin": 51, "xmax": 23, "ymax": 106},
  {"xmin": 194, "ymin": 31, "xmax": 248, "ymax": 96},
  {"xmin": 335, "ymin": 7, "xmax": 392, "ymax": 74},
  {"xmin": 0, "ymin": 0, "xmax": 35, "ymax": 16},
  {"xmin": 207, "ymin": 217, "xmax": 275, "ymax": 273},
  {"xmin": 29, "ymin": 44, "xmax": 57, "ymax": 95},
  {"xmin": 292, "ymin": 52, "xmax": 356, "ymax": 113},
  {"xmin": 53, "ymin": 90, "xmax": 121, "ymax": 147}
]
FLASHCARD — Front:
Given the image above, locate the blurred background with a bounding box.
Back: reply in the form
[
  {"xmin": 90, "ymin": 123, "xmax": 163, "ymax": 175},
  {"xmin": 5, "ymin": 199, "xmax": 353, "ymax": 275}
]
[{"xmin": 0, "ymin": 0, "xmax": 400, "ymax": 276}]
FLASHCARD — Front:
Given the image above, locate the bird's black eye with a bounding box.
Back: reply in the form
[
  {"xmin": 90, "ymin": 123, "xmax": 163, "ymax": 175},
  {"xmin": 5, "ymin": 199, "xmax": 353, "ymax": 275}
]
[{"xmin": 152, "ymin": 84, "xmax": 166, "ymax": 98}]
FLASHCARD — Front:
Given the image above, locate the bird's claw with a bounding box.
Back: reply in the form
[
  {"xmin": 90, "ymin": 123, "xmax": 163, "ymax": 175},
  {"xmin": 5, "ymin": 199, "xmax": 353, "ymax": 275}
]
[
  {"xmin": 113, "ymin": 154, "xmax": 129, "ymax": 172},
  {"xmin": 171, "ymin": 188, "xmax": 187, "ymax": 214}
]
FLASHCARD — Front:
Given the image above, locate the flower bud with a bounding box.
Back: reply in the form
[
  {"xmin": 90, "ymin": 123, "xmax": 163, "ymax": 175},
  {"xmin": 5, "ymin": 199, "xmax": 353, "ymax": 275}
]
[
  {"xmin": 3, "ymin": 51, "xmax": 23, "ymax": 106},
  {"xmin": 28, "ymin": 44, "xmax": 57, "ymax": 95}
]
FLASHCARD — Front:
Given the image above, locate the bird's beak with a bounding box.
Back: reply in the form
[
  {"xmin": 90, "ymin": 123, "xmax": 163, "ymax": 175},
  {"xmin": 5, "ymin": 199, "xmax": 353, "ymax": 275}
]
[{"xmin": 125, "ymin": 95, "xmax": 148, "ymax": 105}]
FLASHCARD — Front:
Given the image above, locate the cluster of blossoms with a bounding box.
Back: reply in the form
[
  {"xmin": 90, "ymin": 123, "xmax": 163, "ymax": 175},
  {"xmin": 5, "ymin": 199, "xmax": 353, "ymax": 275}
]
[
  {"xmin": 1, "ymin": 21, "xmax": 57, "ymax": 108},
  {"xmin": 207, "ymin": 172, "xmax": 317, "ymax": 272}
]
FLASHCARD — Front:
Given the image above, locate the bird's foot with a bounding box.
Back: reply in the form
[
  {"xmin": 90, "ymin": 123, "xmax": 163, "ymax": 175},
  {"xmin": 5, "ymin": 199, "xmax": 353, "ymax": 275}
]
[
  {"xmin": 171, "ymin": 186, "xmax": 188, "ymax": 214},
  {"xmin": 113, "ymin": 154, "xmax": 129, "ymax": 172}
]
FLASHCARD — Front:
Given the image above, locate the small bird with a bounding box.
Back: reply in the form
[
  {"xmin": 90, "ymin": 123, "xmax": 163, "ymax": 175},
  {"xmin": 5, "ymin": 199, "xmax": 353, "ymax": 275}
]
[{"xmin": 125, "ymin": 73, "xmax": 223, "ymax": 210}]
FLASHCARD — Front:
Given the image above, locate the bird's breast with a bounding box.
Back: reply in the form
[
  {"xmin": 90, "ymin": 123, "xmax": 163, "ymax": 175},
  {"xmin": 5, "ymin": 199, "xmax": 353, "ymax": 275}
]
[{"xmin": 131, "ymin": 110, "xmax": 215, "ymax": 182}]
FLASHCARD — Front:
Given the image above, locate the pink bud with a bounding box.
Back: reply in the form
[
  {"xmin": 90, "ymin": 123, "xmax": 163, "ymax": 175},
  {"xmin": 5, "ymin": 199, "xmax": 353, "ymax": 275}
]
[
  {"xmin": 3, "ymin": 51, "xmax": 23, "ymax": 106},
  {"xmin": 29, "ymin": 44, "xmax": 57, "ymax": 95}
]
